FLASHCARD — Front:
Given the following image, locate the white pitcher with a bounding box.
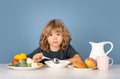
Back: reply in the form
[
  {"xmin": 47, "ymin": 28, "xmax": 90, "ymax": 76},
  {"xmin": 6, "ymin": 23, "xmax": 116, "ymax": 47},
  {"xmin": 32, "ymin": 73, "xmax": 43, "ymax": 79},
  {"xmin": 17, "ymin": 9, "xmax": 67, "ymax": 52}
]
[{"xmin": 89, "ymin": 41, "xmax": 113, "ymax": 60}]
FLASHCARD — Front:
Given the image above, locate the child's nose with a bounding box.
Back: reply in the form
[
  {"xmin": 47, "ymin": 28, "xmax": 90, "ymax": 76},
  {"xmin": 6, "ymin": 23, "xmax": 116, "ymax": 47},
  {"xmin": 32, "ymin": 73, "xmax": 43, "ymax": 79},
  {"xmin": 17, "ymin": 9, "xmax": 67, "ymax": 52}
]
[{"xmin": 53, "ymin": 36, "xmax": 57, "ymax": 40}]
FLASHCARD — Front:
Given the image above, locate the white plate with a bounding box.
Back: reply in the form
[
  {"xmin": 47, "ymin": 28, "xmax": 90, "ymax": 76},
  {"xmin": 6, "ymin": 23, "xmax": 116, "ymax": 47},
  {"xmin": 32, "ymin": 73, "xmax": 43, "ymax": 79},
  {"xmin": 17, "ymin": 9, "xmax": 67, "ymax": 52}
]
[
  {"xmin": 8, "ymin": 65, "xmax": 43, "ymax": 70},
  {"xmin": 45, "ymin": 60, "xmax": 70, "ymax": 68},
  {"xmin": 68, "ymin": 65, "xmax": 94, "ymax": 70}
]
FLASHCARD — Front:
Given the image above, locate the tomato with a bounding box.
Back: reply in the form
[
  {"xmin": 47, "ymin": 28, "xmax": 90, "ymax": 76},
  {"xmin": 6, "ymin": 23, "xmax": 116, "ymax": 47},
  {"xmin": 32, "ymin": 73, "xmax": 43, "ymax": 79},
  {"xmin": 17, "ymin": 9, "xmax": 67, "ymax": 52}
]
[{"xmin": 11, "ymin": 59, "xmax": 19, "ymax": 65}]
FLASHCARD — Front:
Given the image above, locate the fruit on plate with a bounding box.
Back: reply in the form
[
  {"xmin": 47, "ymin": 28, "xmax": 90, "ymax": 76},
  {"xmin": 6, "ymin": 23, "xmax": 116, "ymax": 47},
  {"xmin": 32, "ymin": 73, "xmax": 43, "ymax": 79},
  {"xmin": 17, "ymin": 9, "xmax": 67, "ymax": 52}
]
[
  {"xmin": 84, "ymin": 57, "xmax": 97, "ymax": 68},
  {"xmin": 73, "ymin": 60, "xmax": 87, "ymax": 68},
  {"xmin": 14, "ymin": 52, "xmax": 27, "ymax": 60},
  {"xmin": 11, "ymin": 59, "xmax": 19, "ymax": 66},
  {"xmin": 11, "ymin": 52, "xmax": 43, "ymax": 67},
  {"xmin": 11, "ymin": 53, "xmax": 27, "ymax": 67}
]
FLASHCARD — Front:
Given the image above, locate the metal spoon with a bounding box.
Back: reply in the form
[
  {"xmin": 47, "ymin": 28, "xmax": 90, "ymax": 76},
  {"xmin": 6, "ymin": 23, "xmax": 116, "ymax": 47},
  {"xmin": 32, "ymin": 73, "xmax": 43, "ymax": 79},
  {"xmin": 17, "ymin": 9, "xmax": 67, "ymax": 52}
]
[
  {"xmin": 53, "ymin": 58, "xmax": 60, "ymax": 64},
  {"xmin": 35, "ymin": 56, "xmax": 51, "ymax": 62},
  {"xmin": 42, "ymin": 56, "xmax": 51, "ymax": 60}
]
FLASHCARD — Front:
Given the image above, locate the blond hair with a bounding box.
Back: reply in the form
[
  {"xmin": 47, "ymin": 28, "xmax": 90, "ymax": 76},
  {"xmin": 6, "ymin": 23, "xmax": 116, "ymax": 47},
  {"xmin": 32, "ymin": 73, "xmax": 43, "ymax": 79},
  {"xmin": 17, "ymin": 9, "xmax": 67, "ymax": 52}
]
[{"xmin": 39, "ymin": 19, "xmax": 71, "ymax": 52}]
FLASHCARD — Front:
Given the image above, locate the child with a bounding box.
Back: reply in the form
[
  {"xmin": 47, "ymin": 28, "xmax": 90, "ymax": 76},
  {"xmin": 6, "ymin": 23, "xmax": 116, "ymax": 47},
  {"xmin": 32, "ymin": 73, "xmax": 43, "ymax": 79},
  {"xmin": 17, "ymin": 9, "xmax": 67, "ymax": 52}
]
[{"xmin": 27, "ymin": 19, "xmax": 84, "ymax": 64}]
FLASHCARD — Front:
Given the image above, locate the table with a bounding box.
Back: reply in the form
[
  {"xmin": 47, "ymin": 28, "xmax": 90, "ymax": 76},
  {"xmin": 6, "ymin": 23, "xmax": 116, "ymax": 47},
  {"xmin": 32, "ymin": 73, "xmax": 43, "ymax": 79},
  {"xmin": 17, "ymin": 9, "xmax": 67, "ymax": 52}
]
[{"xmin": 0, "ymin": 64, "xmax": 120, "ymax": 79}]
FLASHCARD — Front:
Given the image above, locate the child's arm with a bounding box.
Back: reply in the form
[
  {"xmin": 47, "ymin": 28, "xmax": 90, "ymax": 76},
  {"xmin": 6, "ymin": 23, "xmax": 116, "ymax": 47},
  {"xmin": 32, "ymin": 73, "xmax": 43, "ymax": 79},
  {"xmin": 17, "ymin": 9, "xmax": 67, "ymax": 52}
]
[
  {"xmin": 66, "ymin": 54, "xmax": 84, "ymax": 63},
  {"xmin": 65, "ymin": 45, "xmax": 84, "ymax": 63},
  {"xmin": 32, "ymin": 53, "xmax": 43, "ymax": 63}
]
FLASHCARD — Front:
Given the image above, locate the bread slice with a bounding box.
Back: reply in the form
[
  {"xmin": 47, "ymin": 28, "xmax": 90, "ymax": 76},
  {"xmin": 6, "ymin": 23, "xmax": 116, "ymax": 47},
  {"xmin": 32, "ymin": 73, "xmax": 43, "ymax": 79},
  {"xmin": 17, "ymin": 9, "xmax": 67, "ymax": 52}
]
[{"xmin": 73, "ymin": 60, "xmax": 87, "ymax": 68}]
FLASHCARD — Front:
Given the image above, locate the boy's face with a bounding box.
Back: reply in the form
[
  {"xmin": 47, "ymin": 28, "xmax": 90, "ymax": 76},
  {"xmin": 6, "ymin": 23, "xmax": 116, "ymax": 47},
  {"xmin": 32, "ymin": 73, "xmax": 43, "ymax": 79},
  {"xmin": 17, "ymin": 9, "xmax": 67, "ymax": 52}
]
[{"xmin": 47, "ymin": 30, "xmax": 63, "ymax": 50}]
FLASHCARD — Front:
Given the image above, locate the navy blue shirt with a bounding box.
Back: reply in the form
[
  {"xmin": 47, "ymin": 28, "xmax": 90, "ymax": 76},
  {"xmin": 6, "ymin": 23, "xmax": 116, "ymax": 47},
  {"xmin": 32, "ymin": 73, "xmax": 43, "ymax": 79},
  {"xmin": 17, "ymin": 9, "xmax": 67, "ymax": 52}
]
[{"xmin": 27, "ymin": 45, "xmax": 78, "ymax": 61}]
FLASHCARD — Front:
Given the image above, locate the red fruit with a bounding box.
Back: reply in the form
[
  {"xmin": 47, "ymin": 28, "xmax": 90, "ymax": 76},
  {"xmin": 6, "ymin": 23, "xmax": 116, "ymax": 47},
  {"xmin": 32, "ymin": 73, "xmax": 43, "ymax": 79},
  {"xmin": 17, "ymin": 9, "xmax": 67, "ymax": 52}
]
[{"xmin": 11, "ymin": 59, "xmax": 19, "ymax": 65}]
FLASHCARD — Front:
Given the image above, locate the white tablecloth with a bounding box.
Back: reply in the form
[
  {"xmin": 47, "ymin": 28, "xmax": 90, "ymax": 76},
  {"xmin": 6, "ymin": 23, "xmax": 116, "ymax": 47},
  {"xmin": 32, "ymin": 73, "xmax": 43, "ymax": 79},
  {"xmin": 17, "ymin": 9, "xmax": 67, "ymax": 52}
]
[{"xmin": 0, "ymin": 64, "xmax": 120, "ymax": 79}]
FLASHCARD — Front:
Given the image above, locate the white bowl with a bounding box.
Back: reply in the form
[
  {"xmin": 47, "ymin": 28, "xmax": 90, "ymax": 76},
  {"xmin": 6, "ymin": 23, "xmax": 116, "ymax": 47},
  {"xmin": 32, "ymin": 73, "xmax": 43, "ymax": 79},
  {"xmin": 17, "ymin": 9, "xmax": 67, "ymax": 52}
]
[{"xmin": 45, "ymin": 60, "xmax": 70, "ymax": 68}]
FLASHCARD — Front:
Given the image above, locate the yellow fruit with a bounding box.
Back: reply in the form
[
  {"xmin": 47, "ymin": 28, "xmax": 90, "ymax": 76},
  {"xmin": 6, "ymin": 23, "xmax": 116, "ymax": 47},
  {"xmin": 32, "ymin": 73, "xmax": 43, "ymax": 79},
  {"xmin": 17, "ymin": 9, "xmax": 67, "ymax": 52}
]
[
  {"xmin": 13, "ymin": 52, "xmax": 27, "ymax": 60},
  {"xmin": 14, "ymin": 54, "xmax": 20, "ymax": 60},
  {"xmin": 84, "ymin": 57, "xmax": 97, "ymax": 68},
  {"xmin": 19, "ymin": 53, "xmax": 27, "ymax": 60}
]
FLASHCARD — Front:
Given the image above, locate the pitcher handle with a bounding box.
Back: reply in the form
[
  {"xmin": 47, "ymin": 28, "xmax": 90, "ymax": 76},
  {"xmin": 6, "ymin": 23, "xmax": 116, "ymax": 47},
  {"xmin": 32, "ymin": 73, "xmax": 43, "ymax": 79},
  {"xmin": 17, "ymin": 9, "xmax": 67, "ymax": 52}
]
[{"xmin": 105, "ymin": 42, "xmax": 114, "ymax": 55}]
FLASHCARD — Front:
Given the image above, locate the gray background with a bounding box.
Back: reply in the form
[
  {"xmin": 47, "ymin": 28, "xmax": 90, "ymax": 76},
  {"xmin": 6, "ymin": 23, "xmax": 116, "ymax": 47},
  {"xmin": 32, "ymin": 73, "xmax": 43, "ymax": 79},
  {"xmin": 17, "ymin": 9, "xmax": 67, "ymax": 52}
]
[{"xmin": 0, "ymin": 0, "xmax": 120, "ymax": 64}]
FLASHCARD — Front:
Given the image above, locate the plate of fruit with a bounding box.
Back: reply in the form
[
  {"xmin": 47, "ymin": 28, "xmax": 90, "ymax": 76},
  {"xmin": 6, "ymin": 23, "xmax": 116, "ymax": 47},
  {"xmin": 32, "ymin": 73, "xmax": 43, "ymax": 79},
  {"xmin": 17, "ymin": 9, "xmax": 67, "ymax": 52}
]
[
  {"xmin": 8, "ymin": 53, "xmax": 43, "ymax": 70},
  {"xmin": 68, "ymin": 57, "xmax": 97, "ymax": 70}
]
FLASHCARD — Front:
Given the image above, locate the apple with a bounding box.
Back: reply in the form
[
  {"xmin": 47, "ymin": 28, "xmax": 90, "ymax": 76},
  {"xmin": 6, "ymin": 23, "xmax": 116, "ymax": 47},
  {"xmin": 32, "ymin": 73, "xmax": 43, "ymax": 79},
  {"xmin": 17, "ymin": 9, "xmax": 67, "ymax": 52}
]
[{"xmin": 84, "ymin": 57, "xmax": 97, "ymax": 68}]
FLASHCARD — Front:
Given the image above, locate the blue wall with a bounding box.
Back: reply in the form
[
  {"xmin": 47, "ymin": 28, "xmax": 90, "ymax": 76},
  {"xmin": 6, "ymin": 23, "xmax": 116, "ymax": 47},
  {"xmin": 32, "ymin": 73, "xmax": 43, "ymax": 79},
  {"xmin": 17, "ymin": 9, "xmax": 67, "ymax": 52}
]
[{"xmin": 0, "ymin": 0, "xmax": 120, "ymax": 64}]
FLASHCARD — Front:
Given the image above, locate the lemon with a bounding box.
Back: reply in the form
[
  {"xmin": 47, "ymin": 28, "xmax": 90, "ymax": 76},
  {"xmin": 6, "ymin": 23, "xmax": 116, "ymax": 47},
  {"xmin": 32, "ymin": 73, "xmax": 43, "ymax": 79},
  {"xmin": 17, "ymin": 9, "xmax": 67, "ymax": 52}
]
[
  {"xmin": 14, "ymin": 52, "xmax": 27, "ymax": 60},
  {"xmin": 14, "ymin": 54, "xmax": 20, "ymax": 60},
  {"xmin": 19, "ymin": 53, "xmax": 27, "ymax": 59}
]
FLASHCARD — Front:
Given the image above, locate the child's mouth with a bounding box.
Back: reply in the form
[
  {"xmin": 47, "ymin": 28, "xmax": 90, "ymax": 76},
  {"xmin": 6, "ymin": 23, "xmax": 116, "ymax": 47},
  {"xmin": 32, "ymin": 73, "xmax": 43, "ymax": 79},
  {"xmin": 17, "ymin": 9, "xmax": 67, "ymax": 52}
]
[{"xmin": 53, "ymin": 42, "xmax": 58, "ymax": 43}]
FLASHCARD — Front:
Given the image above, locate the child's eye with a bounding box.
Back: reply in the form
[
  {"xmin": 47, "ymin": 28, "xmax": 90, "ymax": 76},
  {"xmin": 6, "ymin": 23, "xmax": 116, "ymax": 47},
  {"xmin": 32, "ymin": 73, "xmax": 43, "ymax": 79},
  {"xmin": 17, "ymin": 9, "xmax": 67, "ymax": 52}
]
[
  {"xmin": 49, "ymin": 34, "xmax": 53, "ymax": 36},
  {"xmin": 57, "ymin": 33, "xmax": 61, "ymax": 36}
]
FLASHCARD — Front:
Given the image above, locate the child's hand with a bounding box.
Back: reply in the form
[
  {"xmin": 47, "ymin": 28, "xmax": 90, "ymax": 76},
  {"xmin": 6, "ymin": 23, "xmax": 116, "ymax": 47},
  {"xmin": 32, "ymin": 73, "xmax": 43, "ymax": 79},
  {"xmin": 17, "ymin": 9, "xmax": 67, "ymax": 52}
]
[{"xmin": 32, "ymin": 53, "xmax": 43, "ymax": 63}]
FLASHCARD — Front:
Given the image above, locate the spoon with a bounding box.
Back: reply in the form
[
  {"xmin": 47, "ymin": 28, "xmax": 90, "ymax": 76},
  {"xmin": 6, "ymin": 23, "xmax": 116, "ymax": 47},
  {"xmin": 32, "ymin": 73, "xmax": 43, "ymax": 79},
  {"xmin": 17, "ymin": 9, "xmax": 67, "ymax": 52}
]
[
  {"xmin": 53, "ymin": 58, "xmax": 60, "ymax": 64},
  {"xmin": 35, "ymin": 56, "xmax": 51, "ymax": 63},
  {"xmin": 42, "ymin": 56, "xmax": 51, "ymax": 60}
]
